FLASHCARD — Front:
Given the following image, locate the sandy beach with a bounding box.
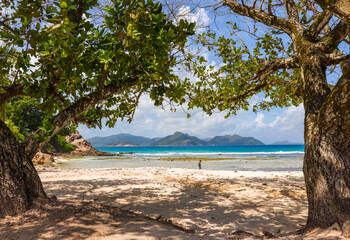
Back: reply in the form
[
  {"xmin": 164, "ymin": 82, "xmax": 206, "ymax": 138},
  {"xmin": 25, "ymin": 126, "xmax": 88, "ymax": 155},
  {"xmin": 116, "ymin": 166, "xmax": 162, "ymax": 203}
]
[{"xmin": 1, "ymin": 167, "xmax": 346, "ymax": 239}]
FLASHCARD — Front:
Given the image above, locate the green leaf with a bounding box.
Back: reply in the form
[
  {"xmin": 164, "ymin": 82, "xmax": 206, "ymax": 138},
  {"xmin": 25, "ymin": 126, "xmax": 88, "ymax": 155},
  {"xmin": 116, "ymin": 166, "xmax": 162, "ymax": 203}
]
[
  {"xmin": 127, "ymin": 23, "xmax": 133, "ymax": 35},
  {"xmin": 60, "ymin": 1, "xmax": 68, "ymax": 9},
  {"xmin": 39, "ymin": 51, "xmax": 50, "ymax": 56},
  {"xmin": 168, "ymin": 29, "xmax": 176, "ymax": 38}
]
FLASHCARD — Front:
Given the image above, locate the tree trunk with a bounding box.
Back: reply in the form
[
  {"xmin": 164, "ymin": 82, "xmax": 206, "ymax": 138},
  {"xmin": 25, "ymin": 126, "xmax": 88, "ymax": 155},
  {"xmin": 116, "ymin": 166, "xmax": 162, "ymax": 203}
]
[
  {"xmin": 0, "ymin": 120, "xmax": 47, "ymax": 216},
  {"xmin": 303, "ymin": 54, "xmax": 350, "ymax": 229}
]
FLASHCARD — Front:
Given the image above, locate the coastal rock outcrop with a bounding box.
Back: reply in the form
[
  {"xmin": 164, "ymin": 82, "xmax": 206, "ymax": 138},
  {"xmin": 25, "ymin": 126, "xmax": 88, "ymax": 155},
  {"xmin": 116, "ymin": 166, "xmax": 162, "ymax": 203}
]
[
  {"xmin": 33, "ymin": 131, "xmax": 114, "ymax": 165},
  {"xmin": 65, "ymin": 130, "xmax": 94, "ymax": 152},
  {"xmin": 33, "ymin": 152, "xmax": 54, "ymax": 164},
  {"xmin": 64, "ymin": 131, "xmax": 114, "ymax": 156}
]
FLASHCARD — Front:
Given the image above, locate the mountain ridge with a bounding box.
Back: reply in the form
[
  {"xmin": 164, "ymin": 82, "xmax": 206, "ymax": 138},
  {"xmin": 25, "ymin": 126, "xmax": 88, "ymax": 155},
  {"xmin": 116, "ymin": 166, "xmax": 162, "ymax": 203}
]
[
  {"xmin": 208, "ymin": 134, "xmax": 264, "ymax": 146},
  {"xmin": 151, "ymin": 131, "xmax": 208, "ymax": 146},
  {"xmin": 87, "ymin": 132, "xmax": 265, "ymax": 147},
  {"xmin": 88, "ymin": 133, "xmax": 159, "ymax": 147}
]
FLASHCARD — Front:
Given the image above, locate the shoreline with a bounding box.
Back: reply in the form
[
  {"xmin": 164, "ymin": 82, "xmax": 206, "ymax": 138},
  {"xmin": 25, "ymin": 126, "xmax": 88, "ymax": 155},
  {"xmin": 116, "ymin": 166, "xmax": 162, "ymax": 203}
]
[{"xmin": 48, "ymin": 154, "xmax": 304, "ymax": 172}]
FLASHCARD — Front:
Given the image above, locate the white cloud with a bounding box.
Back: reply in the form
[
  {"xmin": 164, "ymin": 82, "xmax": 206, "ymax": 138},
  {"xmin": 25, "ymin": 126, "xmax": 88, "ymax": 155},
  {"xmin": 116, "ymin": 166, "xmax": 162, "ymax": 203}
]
[
  {"xmin": 78, "ymin": 94, "xmax": 304, "ymax": 144},
  {"xmin": 253, "ymin": 113, "xmax": 281, "ymax": 128},
  {"xmin": 176, "ymin": 6, "xmax": 210, "ymax": 33},
  {"xmin": 236, "ymin": 105, "xmax": 304, "ymax": 143}
]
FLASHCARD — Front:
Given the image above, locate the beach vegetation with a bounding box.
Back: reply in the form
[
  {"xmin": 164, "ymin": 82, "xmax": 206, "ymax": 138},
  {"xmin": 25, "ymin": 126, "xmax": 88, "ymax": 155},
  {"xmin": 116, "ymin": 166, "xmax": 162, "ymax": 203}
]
[
  {"xmin": 186, "ymin": 0, "xmax": 350, "ymax": 231},
  {"xmin": 0, "ymin": 0, "xmax": 194, "ymax": 216}
]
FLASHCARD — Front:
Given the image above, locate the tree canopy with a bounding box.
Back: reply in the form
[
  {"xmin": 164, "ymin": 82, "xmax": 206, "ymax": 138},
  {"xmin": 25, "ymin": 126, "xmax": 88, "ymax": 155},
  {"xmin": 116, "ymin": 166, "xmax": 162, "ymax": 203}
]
[
  {"xmin": 186, "ymin": 0, "xmax": 348, "ymax": 116},
  {"xmin": 0, "ymin": 0, "xmax": 194, "ymax": 156}
]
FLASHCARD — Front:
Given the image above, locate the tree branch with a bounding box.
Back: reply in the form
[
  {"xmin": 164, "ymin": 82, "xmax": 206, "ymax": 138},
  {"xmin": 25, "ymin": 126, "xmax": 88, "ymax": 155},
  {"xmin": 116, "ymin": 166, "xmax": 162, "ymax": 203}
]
[
  {"xmin": 223, "ymin": 0, "xmax": 296, "ymax": 35},
  {"xmin": 317, "ymin": 20, "xmax": 350, "ymax": 53},
  {"xmin": 98, "ymin": 64, "xmax": 108, "ymax": 92},
  {"xmin": 0, "ymin": 20, "xmax": 15, "ymax": 33},
  {"xmin": 303, "ymin": 10, "xmax": 333, "ymax": 42},
  {"xmin": 284, "ymin": 0, "xmax": 299, "ymax": 21},
  {"xmin": 0, "ymin": 84, "xmax": 26, "ymax": 106},
  {"xmin": 23, "ymin": 77, "xmax": 139, "ymax": 158},
  {"xmin": 316, "ymin": 0, "xmax": 350, "ymax": 22},
  {"xmin": 259, "ymin": 0, "xmax": 264, "ymax": 11},
  {"xmin": 267, "ymin": 0, "xmax": 272, "ymax": 15},
  {"xmin": 324, "ymin": 53, "xmax": 350, "ymax": 65},
  {"xmin": 219, "ymin": 79, "xmax": 269, "ymax": 103},
  {"xmin": 247, "ymin": 56, "xmax": 298, "ymax": 81},
  {"xmin": 215, "ymin": 57, "xmax": 298, "ymax": 105}
]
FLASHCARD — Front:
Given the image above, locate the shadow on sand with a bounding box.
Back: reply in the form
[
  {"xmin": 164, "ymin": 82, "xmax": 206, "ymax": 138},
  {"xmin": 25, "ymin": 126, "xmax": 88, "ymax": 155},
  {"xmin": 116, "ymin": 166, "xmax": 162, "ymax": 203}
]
[{"xmin": 29, "ymin": 171, "xmax": 309, "ymax": 239}]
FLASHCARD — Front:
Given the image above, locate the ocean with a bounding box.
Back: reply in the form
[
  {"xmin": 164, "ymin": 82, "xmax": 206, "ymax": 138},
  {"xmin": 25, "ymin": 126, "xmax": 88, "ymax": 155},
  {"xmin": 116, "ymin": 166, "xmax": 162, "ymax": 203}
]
[{"xmin": 58, "ymin": 145, "xmax": 304, "ymax": 171}]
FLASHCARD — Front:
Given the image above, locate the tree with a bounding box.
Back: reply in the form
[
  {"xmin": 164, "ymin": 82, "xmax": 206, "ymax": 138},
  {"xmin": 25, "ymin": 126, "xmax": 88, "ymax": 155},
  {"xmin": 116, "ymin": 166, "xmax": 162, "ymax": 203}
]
[
  {"xmin": 187, "ymin": 0, "xmax": 350, "ymax": 230},
  {"xmin": 0, "ymin": 0, "xmax": 194, "ymax": 215}
]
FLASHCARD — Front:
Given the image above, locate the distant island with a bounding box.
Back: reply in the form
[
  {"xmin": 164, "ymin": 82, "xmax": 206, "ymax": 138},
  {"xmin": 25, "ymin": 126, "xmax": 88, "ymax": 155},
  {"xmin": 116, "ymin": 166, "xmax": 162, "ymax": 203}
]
[
  {"xmin": 88, "ymin": 133, "xmax": 159, "ymax": 147},
  {"xmin": 107, "ymin": 140, "xmax": 139, "ymax": 147},
  {"xmin": 269, "ymin": 140, "xmax": 304, "ymax": 145},
  {"xmin": 151, "ymin": 132, "xmax": 208, "ymax": 146},
  {"xmin": 88, "ymin": 131, "xmax": 265, "ymax": 147},
  {"xmin": 208, "ymin": 134, "xmax": 264, "ymax": 146}
]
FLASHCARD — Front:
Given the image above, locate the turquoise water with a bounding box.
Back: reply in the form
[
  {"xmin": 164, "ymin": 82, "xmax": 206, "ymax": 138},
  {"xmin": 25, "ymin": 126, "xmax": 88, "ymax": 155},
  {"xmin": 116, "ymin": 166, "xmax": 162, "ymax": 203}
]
[
  {"xmin": 59, "ymin": 145, "xmax": 304, "ymax": 171},
  {"xmin": 97, "ymin": 145, "xmax": 304, "ymax": 155}
]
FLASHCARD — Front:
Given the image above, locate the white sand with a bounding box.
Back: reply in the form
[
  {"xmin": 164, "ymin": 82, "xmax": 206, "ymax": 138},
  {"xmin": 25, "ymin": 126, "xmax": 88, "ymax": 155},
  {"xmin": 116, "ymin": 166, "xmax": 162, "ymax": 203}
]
[{"xmin": 38, "ymin": 167, "xmax": 345, "ymax": 239}]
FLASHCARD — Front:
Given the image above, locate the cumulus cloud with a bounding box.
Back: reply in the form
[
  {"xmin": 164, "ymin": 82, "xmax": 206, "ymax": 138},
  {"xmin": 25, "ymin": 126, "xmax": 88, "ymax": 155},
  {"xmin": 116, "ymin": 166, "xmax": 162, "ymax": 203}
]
[
  {"xmin": 253, "ymin": 113, "xmax": 281, "ymax": 128},
  {"xmin": 78, "ymin": 95, "xmax": 304, "ymax": 144},
  {"xmin": 236, "ymin": 105, "xmax": 304, "ymax": 143}
]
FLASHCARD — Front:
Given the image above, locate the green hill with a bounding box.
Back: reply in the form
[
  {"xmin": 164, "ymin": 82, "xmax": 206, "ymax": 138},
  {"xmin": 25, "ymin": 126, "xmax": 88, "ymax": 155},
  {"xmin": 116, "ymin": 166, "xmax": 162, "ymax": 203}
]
[
  {"xmin": 88, "ymin": 133, "xmax": 157, "ymax": 147},
  {"xmin": 208, "ymin": 134, "xmax": 264, "ymax": 145},
  {"xmin": 152, "ymin": 132, "xmax": 208, "ymax": 146}
]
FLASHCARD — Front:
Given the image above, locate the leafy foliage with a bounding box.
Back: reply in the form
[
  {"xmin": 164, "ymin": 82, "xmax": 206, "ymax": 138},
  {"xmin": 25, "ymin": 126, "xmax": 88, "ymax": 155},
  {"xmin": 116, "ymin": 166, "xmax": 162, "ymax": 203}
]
[
  {"xmin": 187, "ymin": 25, "xmax": 302, "ymax": 117},
  {"xmin": 48, "ymin": 134, "xmax": 76, "ymax": 152},
  {"xmin": 6, "ymin": 97, "xmax": 45, "ymax": 137},
  {"xmin": 4, "ymin": 119, "xmax": 25, "ymax": 142},
  {"xmin": 0, "ymin": 0, "xmax": 194, "ymax": 145},
  {"xmin": 5, "ymin": 97, "xmax": 75, "ymax": 152}
]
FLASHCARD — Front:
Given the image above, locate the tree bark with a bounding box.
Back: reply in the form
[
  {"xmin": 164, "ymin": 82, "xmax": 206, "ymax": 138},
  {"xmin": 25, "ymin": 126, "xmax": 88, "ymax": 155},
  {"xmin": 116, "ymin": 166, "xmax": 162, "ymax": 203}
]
[
  {"xmin": 302, "ymin": 53, "xmax": 350, "ymax": 229},
  {"xmin": 0, "ymin": 120, "xmax": 47, "ymax": 216},
  {"xmin": 316, "ymin": 0, "xmax": 350, "ymax": 22}
]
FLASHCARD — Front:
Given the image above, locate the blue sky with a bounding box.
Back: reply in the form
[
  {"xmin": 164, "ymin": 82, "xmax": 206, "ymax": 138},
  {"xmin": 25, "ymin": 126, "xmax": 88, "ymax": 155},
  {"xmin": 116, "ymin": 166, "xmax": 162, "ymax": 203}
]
[
  {"xmin": 78, "ymin": 4, "xmax": 305, "ymax": 144},
  {"xmin": 78, "ymin": 94, "xmax": 304, "ymax": 144}
]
